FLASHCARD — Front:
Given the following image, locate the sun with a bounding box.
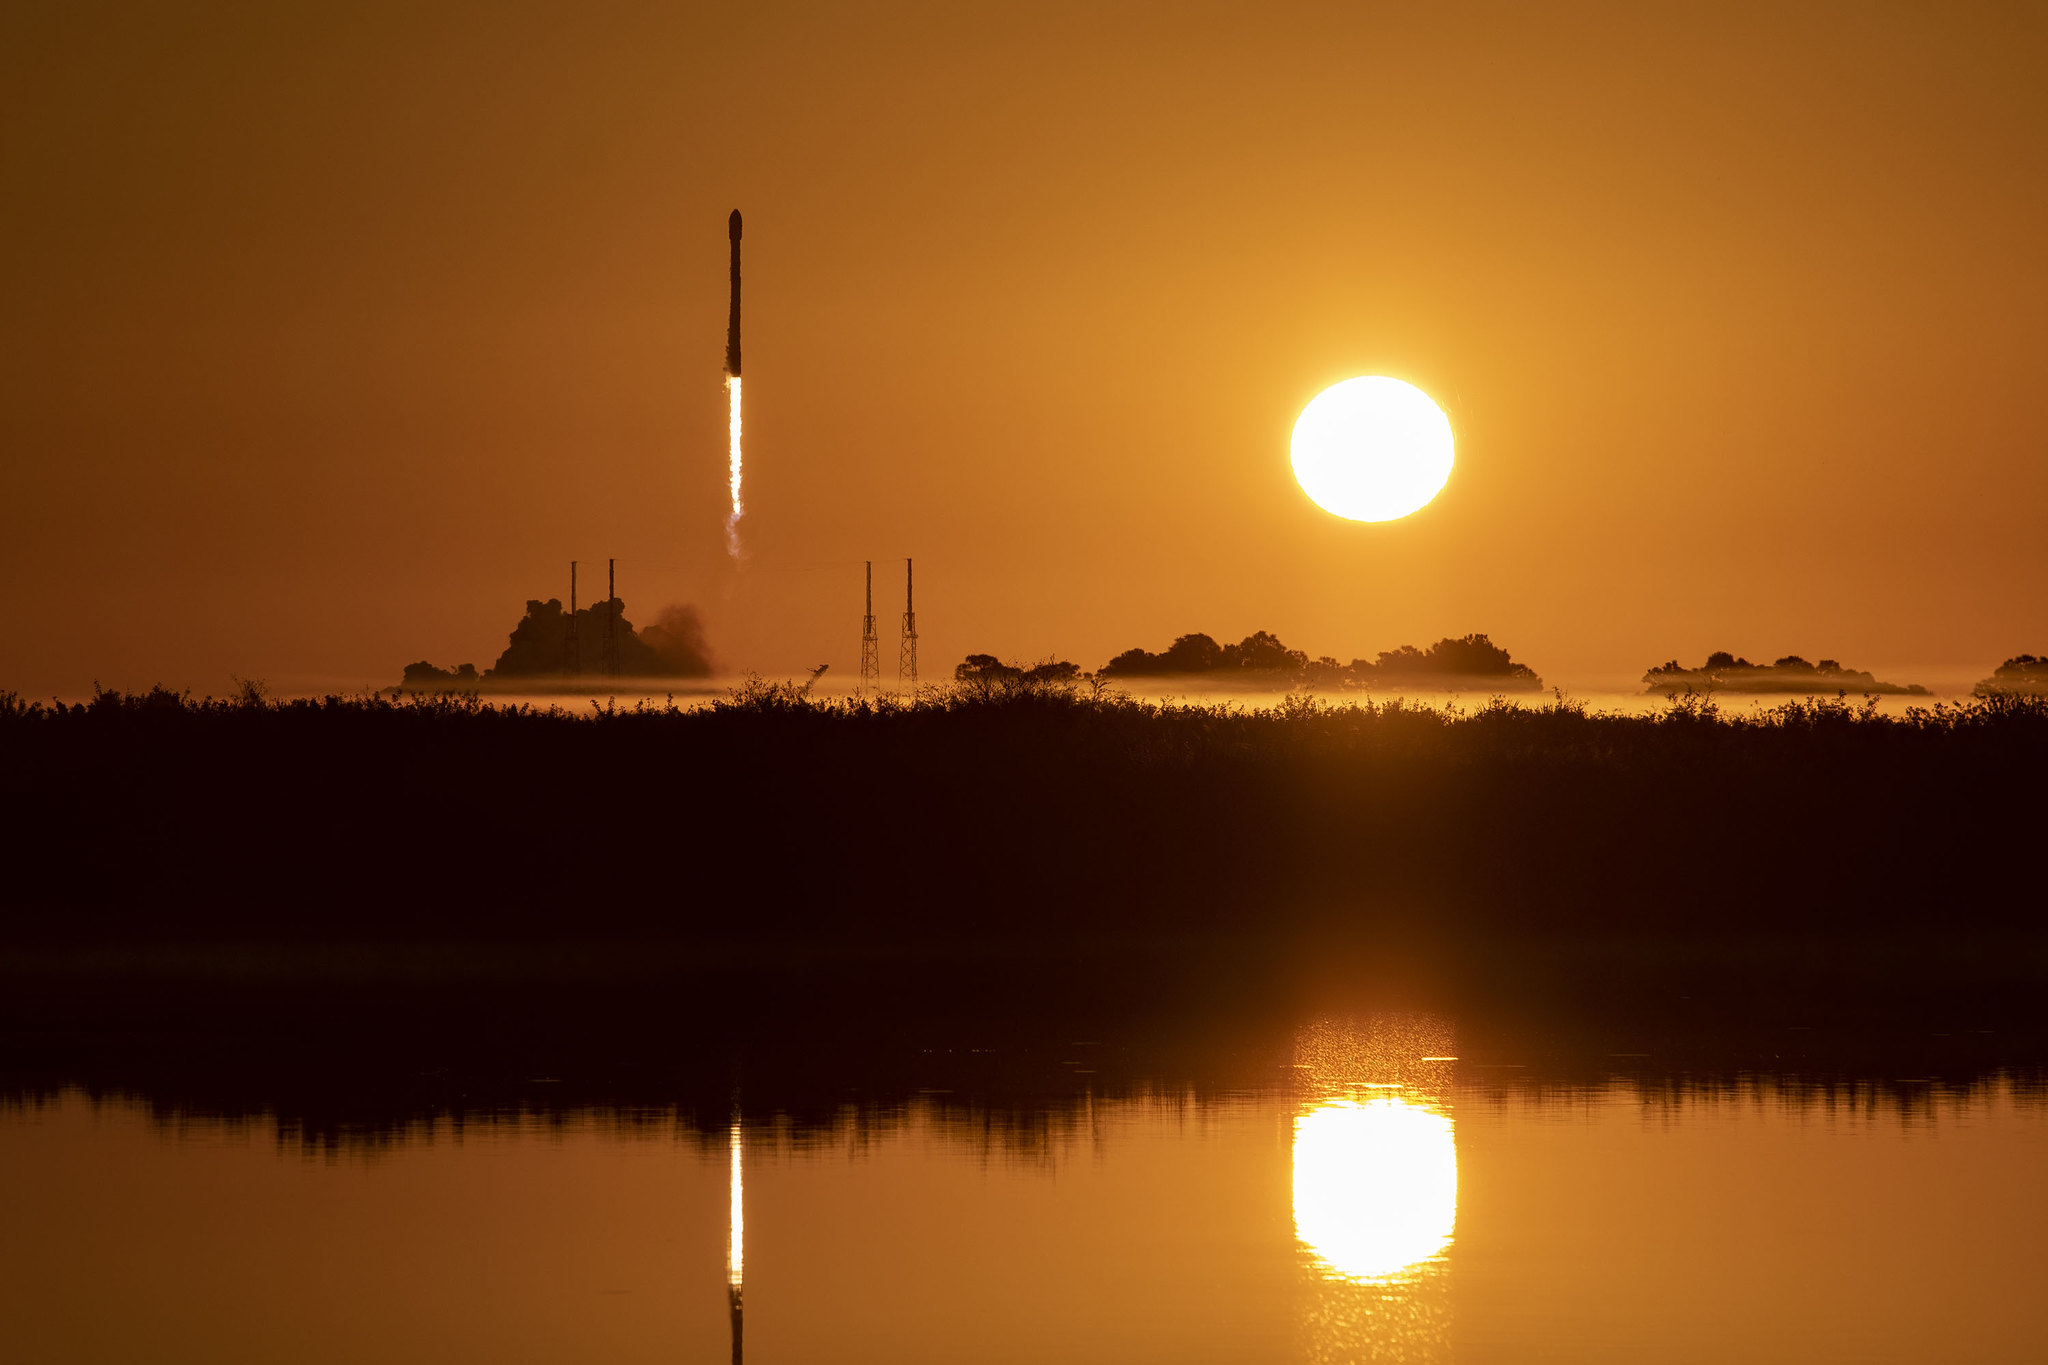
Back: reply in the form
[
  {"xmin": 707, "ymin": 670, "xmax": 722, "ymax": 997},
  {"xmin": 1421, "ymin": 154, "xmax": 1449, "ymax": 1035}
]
[{"xmin": 1290, "ymin": 377, "xmax": 1454, "ymax": 522}]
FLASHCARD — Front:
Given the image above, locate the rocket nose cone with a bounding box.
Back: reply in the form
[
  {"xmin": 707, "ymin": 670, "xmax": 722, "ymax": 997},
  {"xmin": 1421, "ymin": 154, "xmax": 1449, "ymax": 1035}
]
[{"xmin": 729, "ymin": 209, "xmax": 742, "ymax": 239}]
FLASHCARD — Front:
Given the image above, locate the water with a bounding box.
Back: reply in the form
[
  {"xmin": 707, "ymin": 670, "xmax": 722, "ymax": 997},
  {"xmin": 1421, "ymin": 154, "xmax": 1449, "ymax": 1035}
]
[{"xmin": 5, "ymin": 1016, "xmax": 2044, "ymax": 1364}]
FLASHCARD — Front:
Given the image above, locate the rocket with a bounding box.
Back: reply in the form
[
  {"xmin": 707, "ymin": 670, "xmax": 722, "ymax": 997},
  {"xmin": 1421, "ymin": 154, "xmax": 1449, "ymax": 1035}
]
[
  {"xmin": 719, "ymin": 209, "xmax": 746, "ymax": 558},
  {"xmin": 725, "ymin": 209, "xmax": 742, "ymax": 378}
]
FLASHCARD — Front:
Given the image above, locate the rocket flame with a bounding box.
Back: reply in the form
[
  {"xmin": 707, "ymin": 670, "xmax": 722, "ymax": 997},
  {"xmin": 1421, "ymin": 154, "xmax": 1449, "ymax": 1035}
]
[
  {"xmin": 724, "ymin": 376, "xmax": 744, "ymax": 558},
  {"xmin": 727, "ymin": 1119, "xmax": 744, "ymax": 1288}
]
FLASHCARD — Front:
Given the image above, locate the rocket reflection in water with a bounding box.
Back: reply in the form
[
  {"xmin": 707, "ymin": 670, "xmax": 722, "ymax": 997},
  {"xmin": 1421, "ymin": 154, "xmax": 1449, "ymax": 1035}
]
[{"xmin": 727, "ymin": 1118, "xmax": 744, "ymax": 1363}]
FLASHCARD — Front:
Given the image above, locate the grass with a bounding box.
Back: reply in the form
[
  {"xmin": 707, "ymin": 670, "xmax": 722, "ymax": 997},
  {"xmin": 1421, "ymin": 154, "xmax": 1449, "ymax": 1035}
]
[
  {"xmin": 6, "ymin": 677, "xmax": 2043, "ymax": 1144},
  {"xmin": 3, "ymin": 678, "xmax": 2043, "ymax": 950}
]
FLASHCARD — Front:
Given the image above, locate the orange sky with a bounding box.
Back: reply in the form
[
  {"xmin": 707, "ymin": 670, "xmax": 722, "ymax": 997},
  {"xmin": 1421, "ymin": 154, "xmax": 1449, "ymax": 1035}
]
[{"xmin": 4, "ymin": 1, "xmax": 2044, "ymax": 695}]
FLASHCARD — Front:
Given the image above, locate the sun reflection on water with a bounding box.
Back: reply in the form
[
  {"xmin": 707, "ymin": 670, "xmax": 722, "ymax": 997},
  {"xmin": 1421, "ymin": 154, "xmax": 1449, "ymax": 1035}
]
[
  {"xmin": 1293, "ymin": 1097, "xmax": 1457, "ymax": 1283},
  {"xmin": 1293, "ymin": 1015, "xmax": 1459, "ymax": 1362}
]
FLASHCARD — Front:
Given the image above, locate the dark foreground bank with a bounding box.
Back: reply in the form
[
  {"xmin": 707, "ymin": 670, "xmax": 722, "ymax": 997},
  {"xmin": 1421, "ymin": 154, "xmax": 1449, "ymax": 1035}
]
[
  {"xmin": 3, "ymin": 682, "xmax": 2044, "ymax": 951},
  {"xmin": 6, "ymin": 678, "xmax": 2046, "ymax": 1143}
]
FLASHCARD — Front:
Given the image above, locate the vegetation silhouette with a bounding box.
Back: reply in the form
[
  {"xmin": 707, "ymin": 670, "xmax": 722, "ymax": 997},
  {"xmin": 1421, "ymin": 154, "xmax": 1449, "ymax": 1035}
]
[
  {"xmin": 1099, "ymin": 631, "xmax": 1542, "ymax": 690},
  {"xmin": 3, "ymin": 682, "xmax": 2042, "ymax": 970},
  {"xmin": 3, "ymin": 983, "xmax": 2035, "ymax": 1159},
  {"xmin": 1644, "ymin": 652, "xmax": 1928, "ymax": 696},
  {"xmin": 5, "ymin": 679, "xmax": 2046, "ymax": 1145},
  {"xmin": 954, "ymin": 654, "xmax": 1084, "ymax": 695},
  {"xmin": 401, "ymin": 598, "xmax": 712, "ymax": 690},
  {"xmin": 1975, "ymin": 654, "xmax": 2048, "ymax": 698}
]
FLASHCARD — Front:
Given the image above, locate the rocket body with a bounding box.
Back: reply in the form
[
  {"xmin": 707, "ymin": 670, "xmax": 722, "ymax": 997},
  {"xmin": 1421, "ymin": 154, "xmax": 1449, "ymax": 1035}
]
[
  {"xmin": 725, "ymin": 209, "xmax": 742, "ymax": 377},
  {"xmin": 721, "ymin": 209, "xmax": 745, "ymax": 558}
]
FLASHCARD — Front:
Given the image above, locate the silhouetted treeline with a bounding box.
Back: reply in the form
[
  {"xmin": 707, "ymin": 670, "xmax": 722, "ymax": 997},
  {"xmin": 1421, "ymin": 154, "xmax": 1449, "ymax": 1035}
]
[
  {"xmin": 1645, "ymin": 652, "xmax": 1927, "ymax": 696},
  {"xmin": 1976, "ymin": 654, "xmax": 2048, "ymax": 698},
  {"xmin": 1099, "ymin": 631, "xmax": 1542, "ymax": 690},
  {"xmin": 402, "ymin": 599, "xmax": 711, "ymax": 688},
  {"xmin": 3, "ymin": 683, "xmax": 2043, "ymax": 971},
  {"xmin": 954, "ymin": 655, "xmax": 1082, "ymax": 692}
]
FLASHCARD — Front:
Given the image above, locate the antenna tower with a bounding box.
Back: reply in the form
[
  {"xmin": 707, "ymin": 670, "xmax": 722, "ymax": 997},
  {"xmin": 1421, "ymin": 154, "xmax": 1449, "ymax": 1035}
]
[
  {"xmin": 860, "ymin": 561, "xmax": 880, "ymax": 697},
  {"xmin": 566, "ymin": 561, "xmax": 580, "ymax": 675},
  {"xmin": 898, "ymin": 558, "xmax": 918, "ymax": 694},
  {"xmin": 604, "ymin": 557, "xmax": 618, "ymax": 678}
]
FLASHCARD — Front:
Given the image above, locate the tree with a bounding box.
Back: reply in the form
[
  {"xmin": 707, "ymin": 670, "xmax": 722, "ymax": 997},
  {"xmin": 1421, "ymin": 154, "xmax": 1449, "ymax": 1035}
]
[
  {"xmin": 954, "ymin": 654, "xmax": 1080, "ymax": 697},
  {"xmin": 1220, "ymin": 631, "xmax": 1306, "ymax": 672},
  {"xmin": 955, "ymin": 654, "xmax": 1023, "ymax": 686},
  {"xmin": 1098, "ymin": 647, "xmax": 1163, "ymax": 678},
  {"xmin": 1158, "ymin": 633, "xmax": 1225, "ymax": 672}
]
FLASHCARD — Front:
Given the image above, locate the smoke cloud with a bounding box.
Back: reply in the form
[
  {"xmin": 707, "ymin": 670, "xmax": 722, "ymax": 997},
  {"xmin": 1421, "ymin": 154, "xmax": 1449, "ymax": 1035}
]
[
  {"xmin": 640, "ymin": 604, "xmax": 715, "ymax": 677},
  {"xmin": 399, "ymin": 599, "xmax": 714, "ymax": 687}
]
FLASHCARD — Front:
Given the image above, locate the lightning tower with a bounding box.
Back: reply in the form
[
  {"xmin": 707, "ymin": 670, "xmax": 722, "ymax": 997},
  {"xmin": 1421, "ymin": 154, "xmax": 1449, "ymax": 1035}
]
[
  {"xmin": 860, "ymin": 561, "xmax": 880, "ymax": 697},
  {"xmin": 898, "ymin": 558, "xmax": 918, "ymax": 693}
]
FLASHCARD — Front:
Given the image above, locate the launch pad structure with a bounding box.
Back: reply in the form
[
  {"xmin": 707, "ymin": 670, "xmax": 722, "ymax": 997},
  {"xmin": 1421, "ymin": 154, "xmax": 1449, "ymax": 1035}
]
[
  {"xmin": 859, "ymin": 560, "xmax": 919, "ymax": 697},
  {"xmin": 860, "ymin": 561, "xmax": 881, "ymax": 697},
  {"xmin": 899, "ymin": 558, "xmax": 918, "ymax": 692}
]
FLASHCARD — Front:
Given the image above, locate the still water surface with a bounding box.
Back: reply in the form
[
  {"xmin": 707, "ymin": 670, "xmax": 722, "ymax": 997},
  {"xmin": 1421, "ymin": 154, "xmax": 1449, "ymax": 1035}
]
[{"xmin": 4, "ymin": 1016, "xmax": 2044, "ymax": 1364}]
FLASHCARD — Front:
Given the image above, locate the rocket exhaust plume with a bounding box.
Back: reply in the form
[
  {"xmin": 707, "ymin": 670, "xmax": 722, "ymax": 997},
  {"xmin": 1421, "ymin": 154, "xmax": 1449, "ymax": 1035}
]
[{"xmin": 723, "ymin": 209, "xmax": 744, "ymax": 559}]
